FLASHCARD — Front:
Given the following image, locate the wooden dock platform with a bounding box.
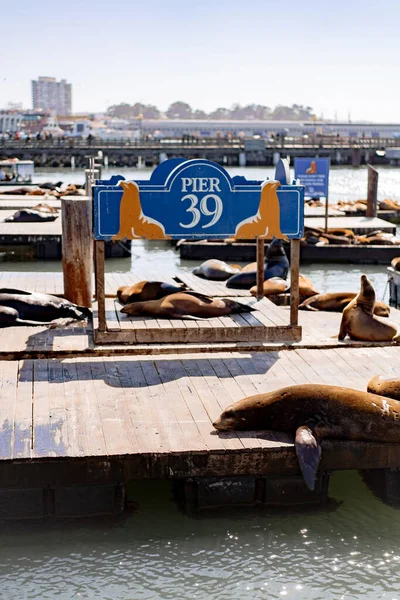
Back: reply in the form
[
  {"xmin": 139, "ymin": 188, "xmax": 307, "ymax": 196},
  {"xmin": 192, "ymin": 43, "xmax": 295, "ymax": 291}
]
[
  {"xmin": 0, "ymin": 347, "xmax": 400, "ymax": 516},
  {"xmin": 180, "ymin": 240, "xmax": 400, "ymax": 264},
  {"xmin": 0, "ymin": 212, "xmax": 130, "ymax": 260}
]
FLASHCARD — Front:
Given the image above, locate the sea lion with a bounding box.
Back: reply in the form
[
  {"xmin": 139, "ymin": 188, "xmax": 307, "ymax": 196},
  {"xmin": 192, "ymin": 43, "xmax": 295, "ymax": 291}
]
[
  {"xmin": 226, "ymin": 238, "xmax": 289, "ymax": 289},
  {"xmin": 117, "ymin": 281, "xmax": 189, "ymax": 304},
  {"xmin": 192, "ymin": 259, "xmax": 241, "ymax": 281},
  {"xmin": 0, "ymin": 305, "xmax": 57, "ymax": 327},
  {"xmin": 213, "ymin": 383, "xmax": 400, "ymax": 490},
  {"xmin": 339, "ymin": 275, "xmax": 398, "ymax": 341},
  {"xmin": 4, "ymin": 209, "xmax": 58, "ymax": 223},
  {"xmin": 113, "ymin": 180, "xmax": 171, "ymax": 240},
  {"xmin": 250, "ymin": 277, "xmax": 289, "ymax": 297},
  {"xmin": 357, "ymin": 232, "xmax": 400, "ymax": 245},
  {"xmin": 121, "ymin": 292, "xmax": 254, "ymax": 319},
  {"xmin": 367, "ymin": 375, "xmax": 400, "ymax": 400},
  {"xmin": 0, "ymin": 289, "xmax": 90, "ymax": 324},
  {"xmin": 300, "ymin": 292, "xmax": 390, "ymax": 317},
  {"xmin": 234, "ymin": 180, "xmax": 288, "ymax": 240},
  {"xmin": 298, "ymin": 274, "xmax": 319, "ymax": 299},
  {"xmin": 391, "ymin": 257, "xmax": 400, "ymax": 272}
]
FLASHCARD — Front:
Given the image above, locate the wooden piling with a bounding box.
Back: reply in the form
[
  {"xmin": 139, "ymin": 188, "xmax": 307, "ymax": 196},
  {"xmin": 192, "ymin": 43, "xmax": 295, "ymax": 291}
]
[
  {"xmin": 367, "ymin": 164, "xmax": 379, "ymax": 218},
  {"xmin": 290, "ymin": 239, "xmax": 300, "ymax": 326},
  {"xmin": 256, "ymin": 238, "xmax": 265, "ymax": 300},
  {"xmin": 61, "ymin": 196, "xmax": 93, "ymax": 307}
]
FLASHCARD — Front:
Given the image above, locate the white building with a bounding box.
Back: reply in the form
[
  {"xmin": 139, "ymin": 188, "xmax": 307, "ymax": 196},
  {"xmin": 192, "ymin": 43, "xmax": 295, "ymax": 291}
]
[
  {"xmin": 31, "ymin": 76, "xmax": 72, "ymax": 115},
  {"xmin": 0, "ymin": 110, "xmax": 23, "ymax": 133}
]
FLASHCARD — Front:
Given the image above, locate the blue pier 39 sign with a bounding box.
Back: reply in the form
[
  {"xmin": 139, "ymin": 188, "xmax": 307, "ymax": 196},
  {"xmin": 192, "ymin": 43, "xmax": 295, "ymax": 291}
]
[
  {"xmin": 93, "ymin": 158, "xmax": 304, "ymax": 241},
  {"xmin": 294, "ymin": 157, "xmax": 330, "ymax": 198}
]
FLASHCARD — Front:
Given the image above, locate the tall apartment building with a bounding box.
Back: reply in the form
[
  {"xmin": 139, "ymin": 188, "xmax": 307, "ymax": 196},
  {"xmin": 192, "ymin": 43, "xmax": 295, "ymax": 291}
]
[{"xmin": 31, "ymin": 77, "xmax": 72, "ymax": 115}]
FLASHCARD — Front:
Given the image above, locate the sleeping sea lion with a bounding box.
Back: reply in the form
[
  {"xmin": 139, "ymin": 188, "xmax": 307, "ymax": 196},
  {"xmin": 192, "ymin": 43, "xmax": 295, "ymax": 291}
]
[
  {"xmin": 226, "ymin": 238, "xmax": 289, "ymax": 289},
  {"xmin": 367, "ymin": 375, "xmax": 400, "ymax": 400},
  {"xmin": 298, "ymin": 274, "xmax": 319, "ymax": 299},
  {"xmin": 250, "ymin": 277, "xmax": 288, "ymax": 297},
  {"xmin": 121, "ymin": 292, "xmax": 254, "ymax": 319},
  {"xmin": 192, "ymin": 260, "xmax": 241, "ymax": 281},
  {"xmin": 391, "ymin": 257, "xmax": 400, "ymax": 272},
  {"xmin": 300, "ymin": 292, "xmax": 390, "ymax": 317},
  {"xmin": 4, "ymin": 209, "xmax": 58, "ymax": 223},
  {"xmin": 213, "ymin": 383, "xmax": 400, "ymax": 490},
  {"xmin": 338, "ymin": 275, "xmax": 398, "ymax": 341},
  {"xmin": 0, "ymin": 305, "xmax": 56, "ymax": 327},
  {"xmin": 117, "ymin": 281, "xmax": 188, "ymax": 304},
  {"xmin": 0, "ymin": 289, "xmax": 90, "ymax": 324}
]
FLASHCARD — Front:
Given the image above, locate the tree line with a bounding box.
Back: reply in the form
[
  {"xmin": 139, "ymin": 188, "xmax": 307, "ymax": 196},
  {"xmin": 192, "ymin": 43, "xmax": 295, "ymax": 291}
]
[{"xmin": 106, "ymin": 102, "xmax": 315, "ymax": 121}]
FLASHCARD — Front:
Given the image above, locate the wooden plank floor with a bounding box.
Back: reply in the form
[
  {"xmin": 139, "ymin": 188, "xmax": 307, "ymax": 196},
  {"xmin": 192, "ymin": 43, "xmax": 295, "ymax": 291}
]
[
  {"xmin": 96, "ymin": 297, "xmax": 299, "ymax": 344},
  {"xmin": 304, "ymin": 215, "xmax": 396, "ymax": 233},
  {"xmin": 1, "ymin": 348, "xmax": 400, "ymax": 482}
]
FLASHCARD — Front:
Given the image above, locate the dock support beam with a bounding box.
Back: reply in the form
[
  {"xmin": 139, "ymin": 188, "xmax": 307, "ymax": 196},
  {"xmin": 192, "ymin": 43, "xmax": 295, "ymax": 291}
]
[
  {"xmin": 94, "ymin": 240, "xmax": 106, "ymax": 332},
  {"xmin": 290, "ymin": 239, "xmax": 300, "ymax": 327},
  {"xmin": 175, "ymin": 473, "xmax": 330, "ymax": 514},
  {"xmin": 256, "ymin": 238, "xmax": 265, "ymax": 300},
  {"xmin": 366, "ymin": 164, "xmax": 379, "ymax": 218},
  {"xmin": 61, "ymin": 196, "xmax": 93, "ymax": 307}
]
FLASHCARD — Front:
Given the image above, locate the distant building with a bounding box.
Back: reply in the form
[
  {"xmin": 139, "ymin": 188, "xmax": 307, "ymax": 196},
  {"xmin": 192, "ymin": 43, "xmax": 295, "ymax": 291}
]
[
  {"xmin": 31, "ymin": 77, "xmax": 72, "ymax": 115},
  {"xmin": 0, "ymin": 110, "xmax": 23, "ymax": 133}
]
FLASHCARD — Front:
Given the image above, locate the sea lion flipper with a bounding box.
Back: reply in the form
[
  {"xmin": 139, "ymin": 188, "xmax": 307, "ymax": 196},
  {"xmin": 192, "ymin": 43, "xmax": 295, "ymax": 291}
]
[{"xmin": 295, "ymin": 425, "xmax": 322, "ymax": 491}]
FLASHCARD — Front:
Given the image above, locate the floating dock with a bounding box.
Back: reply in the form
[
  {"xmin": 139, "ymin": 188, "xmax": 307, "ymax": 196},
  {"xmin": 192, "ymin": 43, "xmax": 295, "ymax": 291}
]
[
  {"xmin": 0, "ymin": 270, "xmax": 400, "ymax": 518},
  {"xmin": 0, "ymin": 210, "xmax": 130, "ymax": 260}
]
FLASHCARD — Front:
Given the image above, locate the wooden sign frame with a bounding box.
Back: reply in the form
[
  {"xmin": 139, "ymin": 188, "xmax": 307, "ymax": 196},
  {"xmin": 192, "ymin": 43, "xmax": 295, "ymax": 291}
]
[{"xmin": 92, "ymin": 158, "xmax": 303, "ymax": 345}]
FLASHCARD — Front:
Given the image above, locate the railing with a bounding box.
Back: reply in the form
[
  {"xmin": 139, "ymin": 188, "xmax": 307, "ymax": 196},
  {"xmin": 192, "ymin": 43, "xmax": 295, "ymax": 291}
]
[{"xmin": 0, "ymin": 136, "xmax": 397, "ymax": 150}]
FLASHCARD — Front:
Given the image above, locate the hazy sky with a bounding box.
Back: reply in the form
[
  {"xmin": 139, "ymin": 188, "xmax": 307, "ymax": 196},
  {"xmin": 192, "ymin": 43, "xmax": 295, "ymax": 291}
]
[{"xmin": 1, "ymin": 0, "xmax": 399, "ymax": 121}]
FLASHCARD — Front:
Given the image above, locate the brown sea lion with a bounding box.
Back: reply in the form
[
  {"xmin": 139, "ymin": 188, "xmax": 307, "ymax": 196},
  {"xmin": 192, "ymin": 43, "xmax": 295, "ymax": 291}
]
[
  {"xmin": 226, "ymin": 238, "xmax": 289, "ymax": 289},
  {"xmin": 338, "ymin": 275, "xmax": 398, "ymax": 341},
  {"xmin": 234, "ymin": 180, "xmax": 288, "ymax": 240},
  {"xmin": 193, "ymin": 259, "xmax": 241, "ymax": 281},
  {"xmin": 298, "ymin": 274, "xmax": 319, "ymax": 299},
  {"xmin": 113, "ymin": 180, "xmax": 171, "ymax": 240},
  {"xmin": 357, "ymin": 232, "xmax": 400, "ymax": 245},
  {"xmin": 213, "ymin": 383, "xmax": 400, "ymax": 490},
  {"xmin": 367, "ymin": 375, "xmax": 400, "ymax": 400},
  {"xmin": 250, "ymin": 277, "xmax": 289, "ymax": 297},
  {"xmin": 391, "ymin": 257, "xmax": 400, "ymax": 272},
  {"xmin": 300, "ymin": 292, "xmax": 390, "ymax": 317},
  {"xmin": 117, "ymin": 281, "xmax": 189, "ymax": 304},
  {"xmin": 121, "ymin": 292, "xmax": 254, "ymax": 319}
]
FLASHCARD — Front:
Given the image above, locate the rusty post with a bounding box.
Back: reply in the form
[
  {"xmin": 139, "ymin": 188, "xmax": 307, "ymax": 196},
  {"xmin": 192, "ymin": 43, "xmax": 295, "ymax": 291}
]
[
  {"xmin": 290, "ymin": 239, "xmax": 300, "ymax": 326},
  {"xmin": 256, "ymin": 238, "xmax": 265, "ymax": 300},
  {"xmin": 366, "ymin": 164, "xmax": 378, "ymax": 218},
  {"xmin": 61, "ymin": 196, "xmax": 93, "ymax": 307}
]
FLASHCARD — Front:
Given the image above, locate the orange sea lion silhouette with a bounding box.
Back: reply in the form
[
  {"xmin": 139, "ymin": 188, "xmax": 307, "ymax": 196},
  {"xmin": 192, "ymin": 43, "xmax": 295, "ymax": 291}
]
[
  {"xmin": 306, "ymin": 161, "xmax": 317, "ymax": 174},
  {"xmin": 234, "ymin": 180, "xmax": 288, "ymax": 240},
  {"xmin": 112, "ymin": 180, "xmax": 171, "ymax": 240}
]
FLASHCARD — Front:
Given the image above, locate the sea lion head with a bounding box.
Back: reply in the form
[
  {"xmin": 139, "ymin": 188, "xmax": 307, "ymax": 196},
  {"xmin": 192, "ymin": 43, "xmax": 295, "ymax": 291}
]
[
  {"xmin": 213, "ymin": 404, "xmax": 250, "ymax": 431},
  {"xmin": 117, "ymin": 282, "xmax": 146, "ymax": 304},
  {"xmin": 213, "ymin": 394, "xmax": 271, "ymax": 431},
  {"xmin": 266, "ymin": 237, "xmax": 286, "ymax": 259},
  {"xmin": 121, "ymin": 301, "xmax": 145, "ymax": 316},
  {"xmin": 375, "ymin": 301, "xmax": 390, "ymax": 317},
  {"xmin": 359, "ymin": 274, "xmax": 376, "ymax": 309}
]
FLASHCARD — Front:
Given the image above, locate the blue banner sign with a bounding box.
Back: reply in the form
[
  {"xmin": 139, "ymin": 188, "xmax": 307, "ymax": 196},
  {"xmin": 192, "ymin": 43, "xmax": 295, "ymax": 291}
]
[
  {"xmin": 294, "ymin": 157, "xmax": 330, "ymax": 198},
  {"xmin": 93, "ymin": 158, "xmax": 304, "ymax": 241}
]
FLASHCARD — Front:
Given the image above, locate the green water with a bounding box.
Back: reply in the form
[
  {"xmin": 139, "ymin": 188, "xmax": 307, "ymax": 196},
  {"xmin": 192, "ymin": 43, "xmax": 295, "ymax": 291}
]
[{"xmin": 0, "ymin": 472, "xmax": 400, "ymax": 599}]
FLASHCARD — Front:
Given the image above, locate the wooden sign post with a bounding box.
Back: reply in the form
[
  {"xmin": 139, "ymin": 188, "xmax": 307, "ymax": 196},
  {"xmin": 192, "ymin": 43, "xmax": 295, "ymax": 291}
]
[{"xmin": 92, "ymin": 158, "xmax": 304, "ymax": 344}]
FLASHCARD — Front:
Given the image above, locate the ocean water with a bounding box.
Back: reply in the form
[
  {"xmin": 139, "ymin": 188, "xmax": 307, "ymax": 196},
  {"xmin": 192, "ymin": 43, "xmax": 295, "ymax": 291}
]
[
  {"xmin": 0, "ymin": 167, "xmax": 400, "ymax": 598},
  {"xmin": 1, "ymin": 472, "xmax": 400, "ymax": 599}
]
